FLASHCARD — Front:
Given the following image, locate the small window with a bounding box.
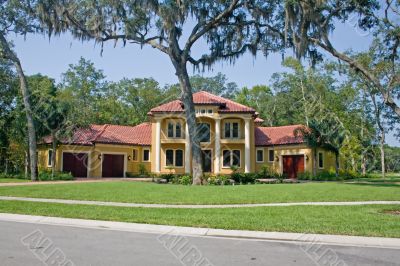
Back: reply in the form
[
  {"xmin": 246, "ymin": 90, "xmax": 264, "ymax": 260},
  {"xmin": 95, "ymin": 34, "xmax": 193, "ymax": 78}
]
[
  {"xmin": 232, "ymin": 150, "xmax": 241, "ymax": 167},
  {"xmin": 197, "ymin": 123, "xmax": 210, "ymax": 142},
  {"xmin": 256, "ymin": 149, "xmax": 264, "ymax": 163},
  {"xmin": 232, "ymin": 123, "xmax": 239, "ymax": 138},
  {"xmin": 132, "ymin": 149, "xmax": 138, "ymax": 161},
  {"xmin": 207, "ymin": 109, "xmax": 213, "ymax": 114},
  {"xmin": 143, "ymin": 149, "xmax": 150, "ymax": 162},
  {"xmin": 175, "ymin": 122, "xmax": 182, "ymax": 138},
  {"xmin": 224, "ymin": 122, "xmax": 240, "ymax": 139},
  {"xmin": 175, "ymin": 150, "xmax": 183, "ymax": 167},
  {"xmin": 166, "ymin": 150, "xmax": 174, "ymax": 166},
  {"xmin": 167, "ymin": 122, "xmax": 174, "ymax": 138},
  {"xmin": 268, "ymin": 150, "xmax": 275, "ymax": 162},
  {"xmin": 47, "ymin": 149, "xmax": 53, "ymax": 167},
  {"xmin": 318, "ymin": 152, "xmax": 324, "ymax": 169},
  {"xmin": 222, "ymin": 150, "xmax": 241, "ymax": 167},
  {"xmin": 223, "ymin": 150, "xmax": 231, "ymax": 167},
  {"xmin": 201, "ymin": 109, "xmax": 206, "ymax": 114},
  {"xmin": 224, "ymin": 122, "xmax": 231, "ymax": 138}
]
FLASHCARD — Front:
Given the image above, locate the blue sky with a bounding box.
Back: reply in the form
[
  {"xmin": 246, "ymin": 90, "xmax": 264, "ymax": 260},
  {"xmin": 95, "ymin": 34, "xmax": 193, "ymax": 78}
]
[{"xmin": 11, "ymin": 21, "xmax": 399, "ymax": 146}]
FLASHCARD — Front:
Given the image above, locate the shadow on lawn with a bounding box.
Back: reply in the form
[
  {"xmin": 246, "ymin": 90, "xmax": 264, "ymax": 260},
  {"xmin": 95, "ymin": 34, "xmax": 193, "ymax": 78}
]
[{"xmin": 346, "ymin": 182, "xmax": 400, "ymax": 188}]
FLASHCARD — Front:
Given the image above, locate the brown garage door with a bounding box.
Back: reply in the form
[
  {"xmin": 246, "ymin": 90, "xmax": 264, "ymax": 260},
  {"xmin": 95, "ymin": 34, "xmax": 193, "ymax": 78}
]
[
  {"xmin": 102, "ymin": 154, "xmax": 124, "ymax": 177},
  {"xmin": 283, "ymin": 155, "xmax": 304, "ymax": 179},
  {"xmin": 62, "ymin": 153, "xmax": 88, "ymax": 177}
]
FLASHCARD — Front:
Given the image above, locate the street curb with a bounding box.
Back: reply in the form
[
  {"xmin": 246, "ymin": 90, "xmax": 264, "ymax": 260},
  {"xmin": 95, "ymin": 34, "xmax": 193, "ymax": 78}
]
[{"xmin": 0, "ymin": 213, "xmax": 399, "ymax": 249}]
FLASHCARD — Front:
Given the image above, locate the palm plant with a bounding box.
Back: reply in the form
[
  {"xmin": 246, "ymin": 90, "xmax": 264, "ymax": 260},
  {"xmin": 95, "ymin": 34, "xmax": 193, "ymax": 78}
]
[{"xmin": 295, "ymin": 119, "xmax": 346, "ymax": 177}]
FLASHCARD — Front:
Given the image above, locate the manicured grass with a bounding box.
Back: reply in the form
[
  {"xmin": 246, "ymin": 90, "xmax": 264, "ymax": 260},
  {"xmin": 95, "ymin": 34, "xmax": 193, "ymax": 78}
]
[
  {"xmin": 0, "ymin": 181, "xmax": 399, "ymax": 204},
  {"xmin": 0, "ymin": 200, "xmax": 399, "ymax": 237},
  {"xmin": 0, "ymin": 178, "xmax": 29, "ymax": 183}
]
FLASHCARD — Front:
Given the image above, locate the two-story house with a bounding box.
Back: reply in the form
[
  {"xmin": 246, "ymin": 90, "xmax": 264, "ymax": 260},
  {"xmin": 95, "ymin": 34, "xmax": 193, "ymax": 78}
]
[{"xmin": 38, "ymin": 91, "xmax": 336, "ymax": 178}]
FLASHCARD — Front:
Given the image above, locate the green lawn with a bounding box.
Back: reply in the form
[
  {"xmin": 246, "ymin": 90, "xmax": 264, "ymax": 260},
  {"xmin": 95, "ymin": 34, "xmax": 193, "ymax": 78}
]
[
  {"xmin": 0, "ymin": 181, "xmax": 398, "ymax": 204},
  {"xmin": 0, "ymin": 200, "xmax": 399, "ymax": 237},
  {"xmin": 0, "ymin": 178, "xmax": 29, "ymax": 183}
]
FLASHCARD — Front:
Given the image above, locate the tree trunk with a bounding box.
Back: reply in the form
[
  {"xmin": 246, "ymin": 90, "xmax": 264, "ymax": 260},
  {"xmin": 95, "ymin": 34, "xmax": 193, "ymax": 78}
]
[
  {"xmin": 300, "ymin": 79, "xmax": 309, "ymax": 127},
  {"xmin": 14, "ymin": 59, "xmax": 38, "ymax": 181},
  {"xmin": 312, "ymin": 147, "xmax": 317, "ymax": 176},
  {"xmin": 24, "ymin": 150, "xmax": 29, "ymax": 179},
  {"xmin": 361, "ymin": 153, "xmax": 367, "ymax": 176},
  {"xmin": 174, "ymin": 63, "xmax": 203, "ymax": 185},
  {"xmin": 335, "ymin": 152, "xmax": 339, "ymax": 177},
  {"xmin": 51, "ymin": 130, "xmax": 57, "ymax": 178},
  {"xmin": 380, "ymin": 130, "xmax": 385, "ymax": 178},
  {"xmin": 4, "ymin": 159, "xmax": 8, "ymax": 175},
  {"xmin": 370, "ymin": 92, "xmax": 385, "ymax": 178},
  {"xmin": 0, "ymin": 34, "xmax": 38, "ymax": 181}
]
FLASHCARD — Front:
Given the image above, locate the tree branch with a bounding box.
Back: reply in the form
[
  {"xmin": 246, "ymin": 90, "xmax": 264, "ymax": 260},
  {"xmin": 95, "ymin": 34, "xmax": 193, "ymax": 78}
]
[
  {"xmin": 309, "ymin": 37, "xmax": 400, "ymax": 117},
  {"xmin": 183, "ymin": 0, "xmax": 241, "ymax": 58}
]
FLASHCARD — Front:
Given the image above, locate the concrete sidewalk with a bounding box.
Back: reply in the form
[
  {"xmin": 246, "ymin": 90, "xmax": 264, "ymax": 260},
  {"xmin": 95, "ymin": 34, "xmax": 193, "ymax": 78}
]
[
  {"xmin": 1, "ymin": 196, "xmax": 400, "ymax": 208},
  {"xmin": 0, "ymin": 213, "xmax": 399, "ymax": 249}
]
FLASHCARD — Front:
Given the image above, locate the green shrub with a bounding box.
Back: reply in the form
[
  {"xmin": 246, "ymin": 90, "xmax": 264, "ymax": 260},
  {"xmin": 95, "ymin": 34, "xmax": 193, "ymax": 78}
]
[
  {"xmin": 138, "ymin": 163, "xmax": 148, "ymax": 176},
  {"xmin": 207, "ymin": 174, "xmax": 230, "ymax": 185},
  {"xmin": 159, "ymin": 173, "xmax": 175, "ymax": 182},
  {"xmin": 179, "ymin": 175, "xmax": 193, "ymax": 185},
  {"xmin": 231, "ymin": 172, "xmax": 257, "ymax": 184},
  {"xmin": 0, "ymin": 172, "xmax": 27, "ymax": 180},
  {"xmin": 38, "ymin": 170, "xmax": 73, "ymax": 181},
  {"xmin": 257, "ymin": 164, "xmax": 275, "ymax": 179},
  {"xmin": 297, "ymin": 172, "xmax": 313, "ymax": 180},
  {"xmin": 125, "ymin": 172, "xmax": 139, "ymax": 178}
]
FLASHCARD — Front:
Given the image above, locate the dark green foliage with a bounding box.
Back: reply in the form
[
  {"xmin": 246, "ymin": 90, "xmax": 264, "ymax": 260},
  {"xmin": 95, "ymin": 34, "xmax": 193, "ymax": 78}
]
[
  {"xmin": 38, "ymin": 170, "xmax": 73, "ymax": 181},
  {"xmin": 231, "ymin": 173, "xmax": 257, "ymax": 184},
  {"xmin": 171, "ymin": 175, "xmax": 193, "ymax": 186}
]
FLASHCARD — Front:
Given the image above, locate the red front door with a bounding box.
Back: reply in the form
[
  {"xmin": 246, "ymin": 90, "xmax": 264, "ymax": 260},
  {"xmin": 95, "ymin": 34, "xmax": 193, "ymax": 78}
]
[
  {"xmin": 283, "ymin": 155, "xmax": 304, "ymax": 179},
  {"xmin": 102, "ymin": 154, "xmax": 124, "ymax": 177}
]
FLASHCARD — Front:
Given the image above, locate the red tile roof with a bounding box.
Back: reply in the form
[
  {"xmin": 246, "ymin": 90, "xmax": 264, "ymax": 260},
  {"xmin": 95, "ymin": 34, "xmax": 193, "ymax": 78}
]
[
  {"xmin": 255, "ymin": 125, "xmax": 305, "ymax": 146},
  {"xmin": 149, "ymin": 91, "xmax": 255, "ymax": 114},
  {"xmin": 41, "ymin": 123, "xmax": 152, "ymax": 146}
]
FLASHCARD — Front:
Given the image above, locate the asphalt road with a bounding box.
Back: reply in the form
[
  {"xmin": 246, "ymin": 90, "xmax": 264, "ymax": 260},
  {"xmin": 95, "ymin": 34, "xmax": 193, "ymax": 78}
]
[{"xmin": 0, "ymin": 221, "xmax": 399, "ymax": 266}]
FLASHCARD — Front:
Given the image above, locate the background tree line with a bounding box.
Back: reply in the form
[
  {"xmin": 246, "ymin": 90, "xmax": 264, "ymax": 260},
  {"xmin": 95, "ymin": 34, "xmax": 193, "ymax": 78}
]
[
  {"xmin": 0, "ymin": 55, "xmax": 398, "ymax": 178},
  {"xmin": 0, "ymin": 0, "xmax": 398, "ymax": 182}
]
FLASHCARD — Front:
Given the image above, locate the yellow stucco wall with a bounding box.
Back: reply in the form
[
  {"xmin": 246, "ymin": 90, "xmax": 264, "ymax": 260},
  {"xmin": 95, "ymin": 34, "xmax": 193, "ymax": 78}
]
[
  {"xmin": 38, "ymin": 144, "xmax": 151, "ymax": 177},
  {"xmin": 254, "ymin": 145, "xmax": 337, "ymax": 175}
]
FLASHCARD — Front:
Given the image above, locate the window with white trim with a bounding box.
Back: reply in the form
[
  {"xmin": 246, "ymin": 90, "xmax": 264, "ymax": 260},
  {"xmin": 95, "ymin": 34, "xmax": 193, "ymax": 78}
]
[
  {"xmin": 165, "ymin": 149, "xmax": 184, "ymax": 167},
  {"xmin": 167, "ymin": 121, "xmax": 182, "ymax": 138},
  {"xmin": 224, "ymin": 121, "xmax": 240, "ymax": 138},
  {"xmin": 318, "ymin": 152, "xmax": 324, "ymax": 169},
  {"xmin": 197, "ymin": 123, "xmax": 210, "ymax": 142},
  {"xmin": 256, "ymin": 149, "xmax": 264, "ymax": 163},
  {"xmin": 268, "ymin": 149, "xmax": 275, "ymax": 162},
  {"xmin": 143, "ymin": 149, "xmax": 150, "ymax": 162},
  {"xmin": 47, "ymin": 149, "xmax": 53, "ymax": 167},
  {"xmin": 132, "ymin": 149, "xmax": 138, "ymax": 161},
  {"xmin": 222, "ymin": 150, "xmax": 241, "ymax": 167}
]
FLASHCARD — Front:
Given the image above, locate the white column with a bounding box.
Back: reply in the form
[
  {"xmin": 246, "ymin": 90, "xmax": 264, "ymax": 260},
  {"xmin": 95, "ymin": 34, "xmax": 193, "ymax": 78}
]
[
  {"xmin": 214, "ymin": 118, "xmax": 221, "ymax": 174},
  {"xmin": 244, "ymin": 118, "xmax": 251, "ymax": 173},
  {"xmin": 185, "ymin": 122, "xmax": 191, "ymax": 174},
  {"xmin": 155, "ymin": 118, "xmax": 161, "ymax": 173}
]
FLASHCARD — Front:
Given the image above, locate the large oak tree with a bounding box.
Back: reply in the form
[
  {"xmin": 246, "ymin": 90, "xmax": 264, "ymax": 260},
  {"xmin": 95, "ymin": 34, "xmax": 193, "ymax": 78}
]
[{"xmin": 36, "ymin": 0, "xmax": 284, "ymax": 183}]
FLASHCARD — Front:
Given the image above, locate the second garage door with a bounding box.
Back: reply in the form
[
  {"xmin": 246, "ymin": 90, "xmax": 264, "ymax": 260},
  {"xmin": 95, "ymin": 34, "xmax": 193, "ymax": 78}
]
[{"xmin": 102, "ymin": 154, "xmax": 125, "ymax": 177}]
